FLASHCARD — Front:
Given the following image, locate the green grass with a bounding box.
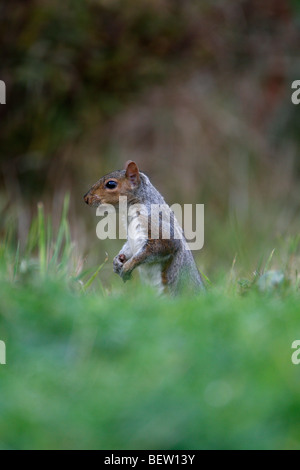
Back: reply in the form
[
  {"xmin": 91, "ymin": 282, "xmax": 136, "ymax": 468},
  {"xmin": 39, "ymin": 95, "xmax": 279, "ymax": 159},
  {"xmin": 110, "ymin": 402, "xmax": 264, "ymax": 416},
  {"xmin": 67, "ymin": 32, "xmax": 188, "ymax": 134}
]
[{"xmin": 1, "ymin": 199, "xmax": 300, "ymax": 450}]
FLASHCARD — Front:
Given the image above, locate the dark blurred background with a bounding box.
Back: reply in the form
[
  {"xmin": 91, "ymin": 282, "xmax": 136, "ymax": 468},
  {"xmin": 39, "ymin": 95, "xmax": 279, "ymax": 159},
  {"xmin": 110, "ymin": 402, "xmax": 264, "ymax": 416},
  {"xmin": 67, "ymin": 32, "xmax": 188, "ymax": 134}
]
[{"xmin": 1, "ymin": 0, "xmax": 300, "ymax": 281}]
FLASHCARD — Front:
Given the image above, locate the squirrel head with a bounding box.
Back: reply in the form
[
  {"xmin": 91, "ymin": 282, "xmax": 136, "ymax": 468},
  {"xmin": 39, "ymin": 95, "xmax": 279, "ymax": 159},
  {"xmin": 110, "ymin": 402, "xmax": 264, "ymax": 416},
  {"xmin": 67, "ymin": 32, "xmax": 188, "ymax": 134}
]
[{"xmin": 84, "ymin": 160, "xmax": 141, "ymax": 207}]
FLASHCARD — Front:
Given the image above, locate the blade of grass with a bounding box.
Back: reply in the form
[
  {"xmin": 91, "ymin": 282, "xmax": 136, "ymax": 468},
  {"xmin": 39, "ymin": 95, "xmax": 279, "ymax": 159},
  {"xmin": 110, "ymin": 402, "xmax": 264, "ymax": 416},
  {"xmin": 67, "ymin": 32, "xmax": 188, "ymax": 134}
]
[
  {"xmin": 13, "ymin": 241, "xmax": 20, "ymax": 281},
  {"xmin": 47, "ymin": 215, "xmax": 53, "ymax": 265},
  {"xmin": 50, "ymin": 194, "xmax": 70, "ymax": 269},
  {"xmin": 228, "ymin": 253, "xmax": 237, "ymax": 283},
  {"xmin": 83, "ymin": 254, "xmax": 108, "ymax": 291},
  {"xmin": 255, "ymin": 253, "xmax": 265, "ymax": 276},
  {"xmin": 199, "ymin": 270, "xmax": 212, "ymax": 286},
  {"xmin": 264, "ymin": 248, "xmax": 275, "ymax": 273},
  {"xmin": 38, "ymin": 202, "xmax": 47, "ymax": 276},
  {"xmin": 25, "ymin": 216, "xmax": 38, "ymax": 256}
]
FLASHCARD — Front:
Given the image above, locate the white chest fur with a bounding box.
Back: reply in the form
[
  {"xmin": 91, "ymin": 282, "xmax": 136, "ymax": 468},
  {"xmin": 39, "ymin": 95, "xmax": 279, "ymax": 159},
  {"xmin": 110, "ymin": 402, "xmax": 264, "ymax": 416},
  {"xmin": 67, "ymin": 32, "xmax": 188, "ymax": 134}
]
[
  {"xmin": 138, "ymin": 264, "xmax": 164, "ymax": 294},
  {"xmin": 127, "ymin": 208, "xmax": 148, "ymax": 255},
  {"xmin": 123, "ymin": 207, "xmax": 164, "ymax": 293}
]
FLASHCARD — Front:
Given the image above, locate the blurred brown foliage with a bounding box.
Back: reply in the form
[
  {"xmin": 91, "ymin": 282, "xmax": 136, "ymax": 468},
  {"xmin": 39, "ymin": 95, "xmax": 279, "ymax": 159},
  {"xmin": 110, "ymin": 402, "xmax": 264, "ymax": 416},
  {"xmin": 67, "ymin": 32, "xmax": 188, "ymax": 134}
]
[{"xmin": 1, "ymin": 0, "xmax": 300, "ymax": 274}]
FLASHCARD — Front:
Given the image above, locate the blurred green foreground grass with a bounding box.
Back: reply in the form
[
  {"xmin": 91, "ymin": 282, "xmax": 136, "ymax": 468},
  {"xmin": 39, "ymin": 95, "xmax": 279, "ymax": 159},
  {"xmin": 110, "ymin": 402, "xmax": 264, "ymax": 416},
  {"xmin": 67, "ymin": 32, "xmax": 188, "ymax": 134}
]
[{"xmin": 1, "ymin": 200, "xmax": 300, "ymax": 450}]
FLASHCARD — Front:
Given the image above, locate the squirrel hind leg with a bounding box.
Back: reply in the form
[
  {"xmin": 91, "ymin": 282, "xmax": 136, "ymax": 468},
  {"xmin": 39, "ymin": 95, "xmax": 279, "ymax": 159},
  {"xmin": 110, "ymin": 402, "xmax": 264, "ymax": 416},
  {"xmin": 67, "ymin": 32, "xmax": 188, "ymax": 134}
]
[{"xmin": 163, "ymin": 251, "xmax": 204, "ymax": 295}]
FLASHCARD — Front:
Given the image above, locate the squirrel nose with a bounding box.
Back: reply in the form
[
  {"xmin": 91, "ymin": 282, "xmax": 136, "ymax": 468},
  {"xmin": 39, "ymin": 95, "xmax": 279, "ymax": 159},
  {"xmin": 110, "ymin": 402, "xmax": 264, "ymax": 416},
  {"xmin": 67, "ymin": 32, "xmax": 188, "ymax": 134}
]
[{"xmin": 84, "ymin": 193, "xmax": 90, "ymax": 205}]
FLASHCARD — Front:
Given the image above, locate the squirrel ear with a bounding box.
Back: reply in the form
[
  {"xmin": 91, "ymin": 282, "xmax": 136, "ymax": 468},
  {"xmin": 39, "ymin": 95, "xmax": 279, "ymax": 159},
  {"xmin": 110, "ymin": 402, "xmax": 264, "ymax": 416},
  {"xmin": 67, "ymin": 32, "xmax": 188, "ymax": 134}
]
[{"xmin": 125, "ymin": 161, "xmax": 140, "ymax": 186}]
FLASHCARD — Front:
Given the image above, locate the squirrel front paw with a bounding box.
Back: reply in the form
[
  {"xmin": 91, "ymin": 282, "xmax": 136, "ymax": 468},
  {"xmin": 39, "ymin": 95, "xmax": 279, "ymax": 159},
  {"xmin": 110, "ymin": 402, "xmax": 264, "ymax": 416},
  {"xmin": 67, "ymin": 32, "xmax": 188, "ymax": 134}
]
[
  {"xmin": 119, "ymin": 261, "xmax": 133, "ymax": 282},
  {"xmin": 113, "ymin": 254, "xmax": 126, "ymax": 275}
]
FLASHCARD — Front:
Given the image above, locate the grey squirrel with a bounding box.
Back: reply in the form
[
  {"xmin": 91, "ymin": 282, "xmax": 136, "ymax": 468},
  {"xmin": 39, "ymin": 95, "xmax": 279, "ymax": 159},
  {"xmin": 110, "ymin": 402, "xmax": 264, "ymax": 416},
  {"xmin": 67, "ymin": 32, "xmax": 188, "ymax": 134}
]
[{"xmin": 84, "ymin": 161, "xmax": 204, "ymax": 294}]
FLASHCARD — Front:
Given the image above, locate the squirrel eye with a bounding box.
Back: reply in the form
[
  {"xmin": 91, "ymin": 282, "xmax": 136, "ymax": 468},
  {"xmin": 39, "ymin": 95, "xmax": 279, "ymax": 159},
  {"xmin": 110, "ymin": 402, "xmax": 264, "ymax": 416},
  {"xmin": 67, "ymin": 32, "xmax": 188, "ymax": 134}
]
[{"xmin": 105, "ymin": 180, "xmax": 118, "ymax": 189}]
